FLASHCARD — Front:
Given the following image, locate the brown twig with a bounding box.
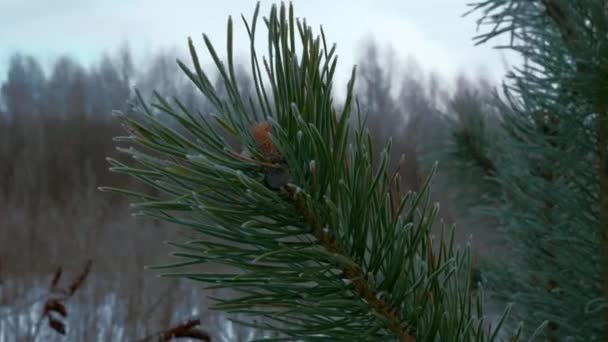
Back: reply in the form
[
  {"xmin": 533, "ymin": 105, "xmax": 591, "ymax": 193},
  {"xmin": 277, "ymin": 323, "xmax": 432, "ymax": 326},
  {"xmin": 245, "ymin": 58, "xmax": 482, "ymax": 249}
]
[
  {"xmin": 135, "ymin": 317, "xmax": 211, "ymax": 342},
  {"xmin": 48, "ymin": 317, "xmax": 66, "ymax": 336},
  {"xmin": 49, "ymin": 266, "xmax": 63, "ymax": 291},
  {"xmin": 43, "ymin": 299, "xmax": 67, "ymax": 318},
  {"xmin": 67, "ymin": 260, "xmax": 92, "ymax": 296},
  {"xmin": 31, "ymin": 259, "xmax": 93, "ymax": 339}
]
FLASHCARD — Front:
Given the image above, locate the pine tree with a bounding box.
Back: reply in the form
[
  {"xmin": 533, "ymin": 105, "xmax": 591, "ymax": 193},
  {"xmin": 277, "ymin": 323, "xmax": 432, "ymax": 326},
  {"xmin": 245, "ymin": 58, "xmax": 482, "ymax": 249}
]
[
  {"xmin": 102, "ymin": 3, "xmax": 512, "ymax": 340},
  {"xmin": 433, "ymin": 0, "xmax": 608, "ymax": 340}
]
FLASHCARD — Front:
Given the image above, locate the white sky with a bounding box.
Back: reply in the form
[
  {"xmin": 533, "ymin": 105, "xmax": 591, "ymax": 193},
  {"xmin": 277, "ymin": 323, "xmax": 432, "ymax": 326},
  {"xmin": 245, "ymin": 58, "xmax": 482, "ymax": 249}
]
[{"xmin": 0, "ymin": 0, "xmax": 516, "ymax": 89}]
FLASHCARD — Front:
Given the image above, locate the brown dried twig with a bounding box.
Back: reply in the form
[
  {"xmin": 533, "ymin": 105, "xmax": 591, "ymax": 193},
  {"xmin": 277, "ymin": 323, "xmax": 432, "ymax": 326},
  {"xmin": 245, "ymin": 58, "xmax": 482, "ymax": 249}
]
[
  {"xmin": 135, "ymin": 317, "xmax": 212, "ymax": 342},
  {"xmin": 67, "ymin": 260, "xmax": 92, "ymax": 296},
  {"xmin": 31, "ymin": 259, "xmax": 93, "ymax": 338},
  {"xmin": 50, "ymin": 266, "xmax": 63, "ymax": 291}
]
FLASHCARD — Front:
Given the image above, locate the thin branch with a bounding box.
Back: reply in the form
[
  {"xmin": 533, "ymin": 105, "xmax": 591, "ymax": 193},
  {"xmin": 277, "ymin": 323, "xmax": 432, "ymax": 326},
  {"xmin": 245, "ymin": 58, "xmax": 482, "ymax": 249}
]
[
  {"xmin": 282, "ymin": 184, "xmax": 416, "ymax": 342},
  {"xmin": 135, "ymin": 317, "xmax": 211, "ymax": 342}
]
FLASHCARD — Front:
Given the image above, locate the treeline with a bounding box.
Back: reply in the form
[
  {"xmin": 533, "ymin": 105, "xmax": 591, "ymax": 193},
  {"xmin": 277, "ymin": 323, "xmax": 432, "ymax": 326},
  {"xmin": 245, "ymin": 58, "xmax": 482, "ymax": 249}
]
[
  {"xmin": 0, "ymin": 47, "xmax": 216, "ymax": 206},
  {"xmin": 1, "ymin": 48, "xmax": 194, "ymax": 119},
  {"xmin": 0, "ymin": 40, "xmax": 495, "ymax": 214}
]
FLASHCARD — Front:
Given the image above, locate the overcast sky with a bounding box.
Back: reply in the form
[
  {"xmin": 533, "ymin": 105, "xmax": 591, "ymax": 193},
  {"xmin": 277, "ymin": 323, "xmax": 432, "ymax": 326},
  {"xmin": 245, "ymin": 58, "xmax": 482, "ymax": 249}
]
[{"xmin": 0, "ymin": 0, "xmax": 516, "ymax": 88}]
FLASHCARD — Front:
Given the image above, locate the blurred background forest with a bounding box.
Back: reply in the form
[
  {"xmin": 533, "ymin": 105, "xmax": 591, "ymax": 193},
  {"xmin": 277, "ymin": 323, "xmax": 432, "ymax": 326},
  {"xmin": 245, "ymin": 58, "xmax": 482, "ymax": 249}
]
[{"xmin": 0, "ymin": 36, "xmax": 502, "ymax": 340}]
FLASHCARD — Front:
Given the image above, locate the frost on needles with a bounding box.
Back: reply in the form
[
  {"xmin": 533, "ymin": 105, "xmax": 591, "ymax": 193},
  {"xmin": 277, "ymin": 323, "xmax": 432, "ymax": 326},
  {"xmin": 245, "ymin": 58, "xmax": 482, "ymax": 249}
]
[{"xmin": 102, "ymin": 2, "xmax": 513, "ymax": 341}]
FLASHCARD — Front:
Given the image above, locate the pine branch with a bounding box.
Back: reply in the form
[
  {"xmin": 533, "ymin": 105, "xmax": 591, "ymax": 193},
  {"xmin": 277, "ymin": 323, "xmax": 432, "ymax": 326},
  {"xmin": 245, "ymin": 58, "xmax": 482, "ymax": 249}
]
[
  {"xmin": 104, "ymin": 2, "xmax": 510, "ymax": 340},
  {"xmin": 459, "ymin": 0, "xmax": 608, "ymax": 339},
  {"xmin": 423, "ymin": 87, "xmax": 503, "ymax": 218},
  {"xmin": 542, "ymin": 0, "xmax": 576, "ymax": 44},
  {"xmin": 542, "ymin": 1, "xmax": 608, "ymax": 337},
  {"xmin": 456, "ymin": 126, "xmax": 496, "ymax": 177}
]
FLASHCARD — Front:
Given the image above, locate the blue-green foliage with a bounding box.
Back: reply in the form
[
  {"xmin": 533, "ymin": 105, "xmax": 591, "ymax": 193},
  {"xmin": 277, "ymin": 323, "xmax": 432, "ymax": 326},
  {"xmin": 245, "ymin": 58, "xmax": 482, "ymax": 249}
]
[{"xmin": 434, "ymin": 1, "xmax": 608, "ymax": 339}]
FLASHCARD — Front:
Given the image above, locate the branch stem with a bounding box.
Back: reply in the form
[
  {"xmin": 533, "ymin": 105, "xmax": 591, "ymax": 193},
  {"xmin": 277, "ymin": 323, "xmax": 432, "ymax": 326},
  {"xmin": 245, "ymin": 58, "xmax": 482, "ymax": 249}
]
[
  {"xmin": 597, "ymin": 101, "xmax": 608, "ymax": 339},
  {"xmin": 283, "ymin": 185, "xmax": 416, "ymax": 342}
]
